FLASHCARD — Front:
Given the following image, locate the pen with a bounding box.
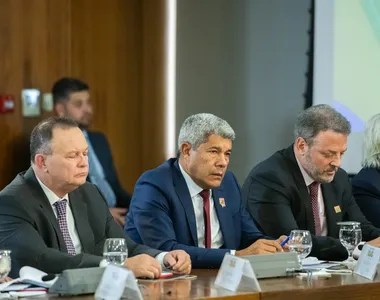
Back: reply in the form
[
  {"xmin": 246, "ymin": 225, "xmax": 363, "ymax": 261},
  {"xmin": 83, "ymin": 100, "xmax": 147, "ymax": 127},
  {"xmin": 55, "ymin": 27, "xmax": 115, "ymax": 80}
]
[
  {"xmin": 163, "ymin": 264, "xmax": 175, "ymax": 272},
  {"xmin": 280, "ymin": 236, "xmax": 290, "ymax": 247}
]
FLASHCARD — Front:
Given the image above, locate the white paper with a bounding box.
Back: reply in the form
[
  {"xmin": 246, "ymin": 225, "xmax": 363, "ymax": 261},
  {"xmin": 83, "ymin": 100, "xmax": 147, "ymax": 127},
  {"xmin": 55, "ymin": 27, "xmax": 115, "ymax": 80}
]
[
  {"xmin": 354, "ymin": 244, "xmax": 380, "ymax": 280},
  {"xmin": 122, "ymin": 273, "xmax": 143, "ymax": 300},
  {"xmin": 0, "ymin": 279, "xmax": 20, "ymax": 292},
  {"xmin": 19, "ymin": 266, "xmax": 57, "ymax": 288},
  {"xmin": 215, "ymin": 254, "xmax": 261, "ymax": 292},
  {"xmin": 1, "ymin": 284, "xmax": 30, "ymax": 291},
  {"xmin": 95, "ymin": 265, "xmax": 142, "ymax": 300},
  {"xmin": 302, "ymin": 263, "xmax": 341, "ymax": 270},
  {"xmin": 302, "ymin": 256, "xmax": 321, "ymax": 265},
  {"xmin": 95, "ymin": 265, "xmax": 129, "ymax": 300},
  {"xmin": 9, "ymin": 291, "xmax": 46, "ymax": 297},
  {"xmin": 242, "ymin": 259, "xmax": 261, "ymax": 292}
]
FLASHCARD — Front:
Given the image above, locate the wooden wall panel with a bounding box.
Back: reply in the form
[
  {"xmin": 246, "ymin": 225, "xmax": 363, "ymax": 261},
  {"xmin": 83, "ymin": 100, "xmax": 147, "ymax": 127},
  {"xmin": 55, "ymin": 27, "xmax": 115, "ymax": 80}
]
[
  {"xmin": 141, "ymin": 0, "xmax": 167, "ymax": 171},
  {"xmin": 0, "ymin": 0, "xmax": 167, "ymax": 191},
  {"xmin": 0, "ymin": 0, "xmax": 70, "ymax": 187},
  {"xmin": 70, "ymin": 0, "xmax": 144, "ymax": 192}
]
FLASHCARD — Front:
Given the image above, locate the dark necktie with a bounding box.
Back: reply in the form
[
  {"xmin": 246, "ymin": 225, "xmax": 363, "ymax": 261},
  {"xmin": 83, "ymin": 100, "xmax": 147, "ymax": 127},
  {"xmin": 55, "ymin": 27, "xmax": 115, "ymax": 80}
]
[
  {"xmin": 309, "ymin": 182, "xmax": 321, "ymax": 236},
  {"xmin": 54, "ymin": 199, "xmax": 76, "ymax": 255},
  {"xmin": 199, "ymin": 189, "xmax": 211, "ymax": 248}
]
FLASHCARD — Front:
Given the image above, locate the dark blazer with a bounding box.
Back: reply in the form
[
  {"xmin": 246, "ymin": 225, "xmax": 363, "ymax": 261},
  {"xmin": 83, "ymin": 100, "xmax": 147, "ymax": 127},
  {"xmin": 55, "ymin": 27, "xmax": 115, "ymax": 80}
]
[
  {"xmin": 125, "ymin": 158, "xmax": 268, "ymax": 269},
  {"xmin": 87, "ymin": 131, "xmax": 131, "ymax": 208},
  {"xmin": 352, "ymin": 167, "xmax": 380, "ymax": 228},
  {"xmin": 242, "ymin": 145, "xmax": 380, "ymax": 261},
  {"xmin": 0, "ymin": 168, "xmax": 160, "ymax": 277}
]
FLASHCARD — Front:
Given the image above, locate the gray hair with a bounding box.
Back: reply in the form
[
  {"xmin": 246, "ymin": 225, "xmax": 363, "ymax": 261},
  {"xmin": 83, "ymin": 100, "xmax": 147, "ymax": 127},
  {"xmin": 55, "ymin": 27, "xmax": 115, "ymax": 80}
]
[
  {"xmin": 178, "ymin": 113, "xmax": 235, "ymax": 152},
  {"xmin": 362, "ymin": 113, "xmax": 380, "ymax": 168},
  {"xmin": 294, "ymin": 104, "xmax": 351, "ymax": 145},
  {"xmin": 30, "ymin": 117, "xmax": 78, "ymax": 163}
]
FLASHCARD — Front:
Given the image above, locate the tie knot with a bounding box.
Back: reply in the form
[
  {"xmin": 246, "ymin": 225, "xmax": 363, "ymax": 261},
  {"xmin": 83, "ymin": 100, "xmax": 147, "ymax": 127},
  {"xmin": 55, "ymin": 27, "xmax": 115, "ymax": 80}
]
[
  {"xmin": 308, "ymin": 181, "xmax": 319, "ymax": 195},
  {"xmin": 309, "ymin": 181, "xmax": 319, "ymax": 189},
  {"xmin": 54, "ymin": 199, "xmax": 67, "ymax": 210},
  {"xmin": 199, "ymin": 189, "xmax": 210, "ymax": 200}
]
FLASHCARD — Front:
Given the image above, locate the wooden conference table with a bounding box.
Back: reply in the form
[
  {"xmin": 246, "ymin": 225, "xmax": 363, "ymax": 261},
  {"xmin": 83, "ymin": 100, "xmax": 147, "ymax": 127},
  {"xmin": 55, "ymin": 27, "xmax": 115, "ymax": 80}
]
[{"xmin": 44, "ymin": 269, "xmax": 380, "ymax": 300}]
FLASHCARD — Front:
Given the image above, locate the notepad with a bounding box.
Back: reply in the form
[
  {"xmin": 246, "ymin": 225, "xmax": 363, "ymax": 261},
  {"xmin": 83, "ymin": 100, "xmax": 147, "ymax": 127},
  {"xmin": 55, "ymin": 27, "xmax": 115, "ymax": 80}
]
[{"xmin": 0, "ymin": 266, "xmax": 57, "ymax": 292}]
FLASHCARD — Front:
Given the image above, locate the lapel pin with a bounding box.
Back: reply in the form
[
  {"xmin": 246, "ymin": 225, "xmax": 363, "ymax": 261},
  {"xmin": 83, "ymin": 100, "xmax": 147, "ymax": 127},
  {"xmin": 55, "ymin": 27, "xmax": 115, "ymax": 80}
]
[
  {"xmin": 219, "ymin": 198, "xmax": 226, "ymax": 208},
  {"xmin": 334, "ymin": 205, "xmax": 341, "ymax": 213}
]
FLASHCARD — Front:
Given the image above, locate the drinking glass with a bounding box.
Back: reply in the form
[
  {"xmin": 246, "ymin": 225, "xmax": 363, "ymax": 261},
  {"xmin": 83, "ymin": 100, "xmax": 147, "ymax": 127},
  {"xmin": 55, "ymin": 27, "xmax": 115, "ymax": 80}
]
[
  {"xmin": 0, "ymin": 250, "xmax": 11, "ymax": 280},
  {"xmin": 103, "ymin": 238, "xmax": 128, "ymax": 265},
  {"xmin": 288, "ymin": 230, "xmax": 313, "ymax": 264},
  {"xmin": 338, "ymin": 221, "xmax": 362, "ymax": 262}
]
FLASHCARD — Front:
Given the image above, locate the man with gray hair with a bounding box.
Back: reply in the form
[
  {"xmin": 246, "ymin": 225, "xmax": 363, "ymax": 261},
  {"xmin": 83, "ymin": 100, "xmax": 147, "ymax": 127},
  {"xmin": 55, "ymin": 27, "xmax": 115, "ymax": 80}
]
[
  {"xmin": 242, "ymin": 105, "xmax": 380, "ymax": 261},
  {"xmin": 126, "ymin": 113, "xmax": 285, "ymax": 268}
]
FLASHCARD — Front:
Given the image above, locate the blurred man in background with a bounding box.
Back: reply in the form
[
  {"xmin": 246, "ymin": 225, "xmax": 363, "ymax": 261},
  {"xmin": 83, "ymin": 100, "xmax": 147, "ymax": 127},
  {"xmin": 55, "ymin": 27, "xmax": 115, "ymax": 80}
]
[{"xmin": 53, "ymin": 77, "xmax": 130, "ymax": 225}]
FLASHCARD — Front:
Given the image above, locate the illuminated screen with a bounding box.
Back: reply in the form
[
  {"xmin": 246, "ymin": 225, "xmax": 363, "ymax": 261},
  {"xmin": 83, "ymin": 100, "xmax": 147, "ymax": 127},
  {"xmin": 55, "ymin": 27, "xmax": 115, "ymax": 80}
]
[{"xmin": 314, "ymin": 0, "xmax": 380, "ymax": 173}]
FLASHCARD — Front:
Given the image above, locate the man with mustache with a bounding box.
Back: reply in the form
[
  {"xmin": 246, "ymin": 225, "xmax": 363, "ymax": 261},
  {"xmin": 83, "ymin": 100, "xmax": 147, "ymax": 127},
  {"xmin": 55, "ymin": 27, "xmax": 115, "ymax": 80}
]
[
  {"xmin": 126, "ymin": 113, "xmax": 286, "ymax": 268},
  {"xmin": 242, "ymin": 105, "xmax": 380, "ymax": 261}
]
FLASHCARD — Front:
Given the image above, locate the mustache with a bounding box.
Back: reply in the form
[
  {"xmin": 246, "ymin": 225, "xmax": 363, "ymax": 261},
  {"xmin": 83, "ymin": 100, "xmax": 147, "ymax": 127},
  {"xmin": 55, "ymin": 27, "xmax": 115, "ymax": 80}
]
[{"xmin": 325, "ymin": 167, "xmax": 338, "ymax": 172}]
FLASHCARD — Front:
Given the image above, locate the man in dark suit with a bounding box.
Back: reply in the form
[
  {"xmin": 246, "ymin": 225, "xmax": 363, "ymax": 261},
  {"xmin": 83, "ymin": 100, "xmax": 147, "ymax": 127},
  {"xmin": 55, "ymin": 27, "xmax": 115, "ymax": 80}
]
[
  {"xmin": 126, "ymin": 113, "xmax": 285, "ymax": 268},
  {"xmin": 242, "ymin": 104, "xmax": 380, "ymax": 261},
  {"xmin": 53, "ymin": 77, "xmax": 130, "ymax": 225},
  {"xmin": 0, "ymin": 117, "xmax": 190, "ymax": 278}
]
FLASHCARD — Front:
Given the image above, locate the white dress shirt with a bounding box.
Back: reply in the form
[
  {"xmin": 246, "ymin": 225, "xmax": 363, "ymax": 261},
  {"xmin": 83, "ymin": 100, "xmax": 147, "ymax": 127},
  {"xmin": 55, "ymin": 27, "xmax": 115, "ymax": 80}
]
[
  {"xmin": 36, "ymin": 175, "xmax": 168, "ymax": 266},
  {"xmin": 36, "ymin": 176, "xmax": 83, "ymax": 254},
  {"xmin": 296, "ymin": 159, "xmax": 328, "ymax": 236},
  {"xmin": 179, "ymin": 163, "xmax": 224, "ymax": 248}
]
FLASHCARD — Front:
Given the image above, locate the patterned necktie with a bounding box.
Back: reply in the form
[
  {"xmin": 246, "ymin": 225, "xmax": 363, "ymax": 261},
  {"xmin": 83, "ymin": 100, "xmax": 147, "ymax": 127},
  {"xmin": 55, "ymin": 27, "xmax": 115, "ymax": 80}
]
[
  {"xmin": 54, "ymin": 199, "xmax": 76, "ymax": 256},
  {"xmin": 309, "ymin": 182, "xmax": 321, "ymax": 236},
  {"xmin": 199, "ymin": 189, "xmax": 211, "ymax": 248}
]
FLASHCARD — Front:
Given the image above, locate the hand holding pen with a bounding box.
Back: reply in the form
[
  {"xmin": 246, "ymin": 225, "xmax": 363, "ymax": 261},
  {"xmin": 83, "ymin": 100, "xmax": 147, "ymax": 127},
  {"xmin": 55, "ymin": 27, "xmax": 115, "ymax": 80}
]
[
  {"xmin": 278, "ymin": 235, "xmax": 290, "ymax": 251},
  {"xmin": 280, "ymin": 236, "xmax": 290, "ymax": 247}
]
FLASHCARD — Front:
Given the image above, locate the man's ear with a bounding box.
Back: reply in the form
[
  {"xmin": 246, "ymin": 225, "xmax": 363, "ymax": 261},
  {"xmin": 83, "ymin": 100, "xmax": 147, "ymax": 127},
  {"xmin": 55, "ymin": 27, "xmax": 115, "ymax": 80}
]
[
  {"xmin": 295, "ymin": 137, "xmax": 308, "ymax": 156},
  {"xmin": 180, "ymin": 142, "xmax": 192, "ymax": 159},
  {"xmin": 34, "ymin": 154, "xmax": 48, "ymax": 171},
  {"xmin": 55, "ymin": 103, "xmax": 65, "ymax": 117}
]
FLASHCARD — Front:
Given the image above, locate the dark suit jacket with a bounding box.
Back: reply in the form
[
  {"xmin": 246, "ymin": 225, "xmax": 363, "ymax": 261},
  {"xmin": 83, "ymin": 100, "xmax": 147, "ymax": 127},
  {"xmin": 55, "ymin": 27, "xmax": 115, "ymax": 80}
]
[
  {"xmin": 87, "ymin": 131, "xmax": 131, "ymax": 208},
  {"xmin": 125, "ymin": 158, "xmax": 268, "ymax": 269},
  {"xmin": 0, "ymin": 168, "xmax": 160, "ymax": 277},
  {"xmin": 242, "ymin": 145, "xmax": 380, "ymax": 261},
  {"xmin": 352, "ymin": 168, "xmax": 380, "ymax": 228}
]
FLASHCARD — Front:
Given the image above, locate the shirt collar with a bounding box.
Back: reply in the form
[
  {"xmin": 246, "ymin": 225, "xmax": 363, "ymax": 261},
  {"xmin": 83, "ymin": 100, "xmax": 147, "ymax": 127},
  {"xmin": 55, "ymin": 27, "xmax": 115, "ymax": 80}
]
[
  {"xmin": 295, "ymin": 156, "xmax": 315, "ymax": 187},
  {"xmin": 35, "ymin": 175, "xmax": 69, "ymax": 206},
  {"xmin": 82, "ymin": 130, "xmax": 89, "ymax": 139},
  {"xmin": 178, "ymin": 162, "xmax": 210, "ymax": 198}
]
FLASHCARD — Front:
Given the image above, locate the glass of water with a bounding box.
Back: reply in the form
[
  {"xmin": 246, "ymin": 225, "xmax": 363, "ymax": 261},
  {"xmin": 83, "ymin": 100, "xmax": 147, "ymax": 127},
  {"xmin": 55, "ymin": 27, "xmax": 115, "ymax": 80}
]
[
  {"xmin": 103, "ymin": 238, "xmax": 128, "ymax": 266},
  {"xmin": 288, "ymin": 230, "xmax": 312, "ymax": 264},
  {"xmin": 0, "ymin": 250, "xmax": 11, "ymax": 280},
  {"xmin": 338, "ymin": 221, "xmax": 362, "ymax": 262}
]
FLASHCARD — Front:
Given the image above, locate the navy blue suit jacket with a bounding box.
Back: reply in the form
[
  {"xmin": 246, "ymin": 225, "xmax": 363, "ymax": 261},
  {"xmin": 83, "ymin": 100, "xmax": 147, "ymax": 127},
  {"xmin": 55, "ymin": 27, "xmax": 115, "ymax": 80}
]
[
  {"xmin": 125, "ymin": 158, "xmax": 268, "ymax": 268},
  {"xmin": 352, "ymin": 167, "xmax": 380, "ymax": 228},
  {"xmin": 87, "ymin": 131, "xmax": 131, "ymax": 208}
]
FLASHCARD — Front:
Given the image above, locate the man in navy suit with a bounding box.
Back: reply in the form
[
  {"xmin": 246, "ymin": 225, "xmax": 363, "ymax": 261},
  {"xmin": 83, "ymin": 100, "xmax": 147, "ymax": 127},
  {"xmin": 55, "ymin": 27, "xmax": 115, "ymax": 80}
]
[
  {"xmin": 53, "ymin": 77, "xmax": 130, "ymax": 225},
  {"xmin": 126, "ymin": 113, "xmax": 285, "ymax": 268}
]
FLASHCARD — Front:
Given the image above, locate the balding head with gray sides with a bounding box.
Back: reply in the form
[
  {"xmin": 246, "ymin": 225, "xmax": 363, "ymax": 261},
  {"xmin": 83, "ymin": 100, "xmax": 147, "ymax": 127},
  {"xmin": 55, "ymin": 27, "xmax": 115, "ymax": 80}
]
[
  {"xmin": 362, "ymin": 113, "xmax": 380, "ymax": 168},
  {"xmin": 30, "ymin": 117, "xmax": 78, "ymax": 164},
  {"xmin": 294, "ymin": 104, "xmax": 351, "ymax": 145},
  {"xmin": 178, "ymin": 113, "xmax": 235, "ymax": 154}
]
